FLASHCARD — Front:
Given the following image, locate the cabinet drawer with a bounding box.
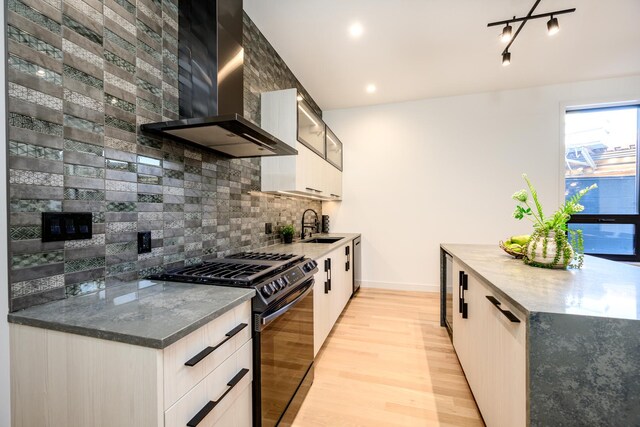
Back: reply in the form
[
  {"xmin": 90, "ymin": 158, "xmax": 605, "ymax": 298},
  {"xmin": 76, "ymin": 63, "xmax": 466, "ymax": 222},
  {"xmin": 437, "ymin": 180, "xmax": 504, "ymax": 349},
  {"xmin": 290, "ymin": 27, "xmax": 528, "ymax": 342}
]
[
  {"xmin": 164, "ymin": 301, "xmax": 251, "ymax": 410},
  {"xmin": 205, "ymin": 383, "xmax": 252, "ymax": 427},
  {"xmin": 165, "ymin": 339, "xmax": 253, "ymax": 427}
]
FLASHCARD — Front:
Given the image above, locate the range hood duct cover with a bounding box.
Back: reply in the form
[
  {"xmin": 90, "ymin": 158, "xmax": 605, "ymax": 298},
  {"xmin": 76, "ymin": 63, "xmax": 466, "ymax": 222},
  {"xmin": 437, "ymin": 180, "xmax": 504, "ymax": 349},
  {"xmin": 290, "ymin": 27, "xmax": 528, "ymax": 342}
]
[{"xmin": 140, "ymin": 0, "xmax": 297, "ymax": 157}]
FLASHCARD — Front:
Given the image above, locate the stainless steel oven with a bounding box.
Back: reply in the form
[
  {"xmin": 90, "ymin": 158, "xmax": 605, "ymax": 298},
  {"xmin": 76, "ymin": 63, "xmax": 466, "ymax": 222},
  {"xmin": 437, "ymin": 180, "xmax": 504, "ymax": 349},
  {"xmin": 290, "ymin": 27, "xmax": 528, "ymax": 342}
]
[{"xmin": 253, "ymin": 278, "xmax": 314, "ymax": 427}]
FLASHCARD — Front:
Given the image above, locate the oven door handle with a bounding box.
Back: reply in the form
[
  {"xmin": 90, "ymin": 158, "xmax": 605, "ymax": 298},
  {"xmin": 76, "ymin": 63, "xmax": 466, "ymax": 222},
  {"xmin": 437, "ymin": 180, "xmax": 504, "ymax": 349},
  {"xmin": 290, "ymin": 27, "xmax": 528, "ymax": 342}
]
[{"xmin": 259, "ymin": 281, "xmax": 314, "ymax": 331}]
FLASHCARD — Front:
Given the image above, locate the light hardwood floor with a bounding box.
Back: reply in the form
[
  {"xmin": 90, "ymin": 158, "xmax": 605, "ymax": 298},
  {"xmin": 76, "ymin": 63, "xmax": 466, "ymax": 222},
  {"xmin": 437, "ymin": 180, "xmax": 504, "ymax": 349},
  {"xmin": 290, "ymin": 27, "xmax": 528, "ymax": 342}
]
[{"xmin": 292, "ymin": 289, "xmax": 484, "ymax": 427}]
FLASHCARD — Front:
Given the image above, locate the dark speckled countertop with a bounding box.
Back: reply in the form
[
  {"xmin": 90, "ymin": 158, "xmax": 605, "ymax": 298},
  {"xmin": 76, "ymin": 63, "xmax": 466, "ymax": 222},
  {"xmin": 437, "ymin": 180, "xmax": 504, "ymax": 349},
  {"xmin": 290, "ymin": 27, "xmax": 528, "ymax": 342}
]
[
  {"xmin": 441, "ymin": 243, "xmax": 640, "ymax": 321},
  {"xmin": 8, "ymin": 280, "xmax": 254, "ymax": 349},
  {"xmin": 261, "ymin": 233, "xmax": 360, "ymax": 259},
  {"xmin": 6, "ymin": 233, "xmax": 359, "ymax": 349}
]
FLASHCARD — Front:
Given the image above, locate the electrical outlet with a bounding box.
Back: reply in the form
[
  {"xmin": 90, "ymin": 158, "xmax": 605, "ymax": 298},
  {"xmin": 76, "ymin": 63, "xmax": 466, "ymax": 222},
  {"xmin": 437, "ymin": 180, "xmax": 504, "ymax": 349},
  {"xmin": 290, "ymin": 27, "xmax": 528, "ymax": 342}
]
[
  {"xmin": 138, "ymin": 231, "xmax": 152, "ymax": 254},
  {"xmin": 265, "ymin": 222, "xmax": 273, "ymax": 234}
]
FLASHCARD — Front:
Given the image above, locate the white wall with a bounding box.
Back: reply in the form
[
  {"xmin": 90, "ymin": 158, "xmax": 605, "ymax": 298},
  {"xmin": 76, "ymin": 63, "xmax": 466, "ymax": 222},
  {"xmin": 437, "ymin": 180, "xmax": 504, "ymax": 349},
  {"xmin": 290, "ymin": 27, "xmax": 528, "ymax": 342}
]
[
  {"xmin": 323, "ymin": 76, "xmax": 640, "ymax": 291},
  {"xmin": 0, "ymin": 3, "xmax": 10, "ymax": 425}
]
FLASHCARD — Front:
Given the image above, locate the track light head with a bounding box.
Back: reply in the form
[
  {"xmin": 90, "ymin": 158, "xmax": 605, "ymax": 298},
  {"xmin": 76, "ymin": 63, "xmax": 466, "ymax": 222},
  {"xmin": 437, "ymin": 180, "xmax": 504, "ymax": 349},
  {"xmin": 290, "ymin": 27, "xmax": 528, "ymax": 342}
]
[
  {"xmin": 502, "ymin": 51, "xmax": 511, "ymax": 66},
  {"xmin": 501, "ymin": 24, "xmax": 513, "ymax": 43},
  {"xmin": 547, "ymin": 16, "xmax": 560, "ymax": 35}
]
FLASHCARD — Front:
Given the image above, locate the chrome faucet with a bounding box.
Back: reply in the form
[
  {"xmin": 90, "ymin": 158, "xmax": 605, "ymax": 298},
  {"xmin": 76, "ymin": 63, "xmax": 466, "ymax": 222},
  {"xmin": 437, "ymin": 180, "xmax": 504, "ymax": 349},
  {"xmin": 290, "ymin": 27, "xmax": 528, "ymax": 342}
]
[{"xmin": 301, "ymin": 209, "xmax": 319, "ymax": 239}]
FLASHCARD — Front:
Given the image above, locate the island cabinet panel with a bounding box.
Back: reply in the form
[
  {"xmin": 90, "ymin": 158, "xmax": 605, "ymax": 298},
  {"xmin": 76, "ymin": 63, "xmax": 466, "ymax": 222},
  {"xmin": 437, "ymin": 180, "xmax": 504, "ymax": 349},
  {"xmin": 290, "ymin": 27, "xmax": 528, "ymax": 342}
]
[
  {"xmin": 10, "ymin": 300, "xmax": 253, "ymax": 427},
  {"xmin": 452, "ymin": 262, "xmax": 527, "ymax": 427}
]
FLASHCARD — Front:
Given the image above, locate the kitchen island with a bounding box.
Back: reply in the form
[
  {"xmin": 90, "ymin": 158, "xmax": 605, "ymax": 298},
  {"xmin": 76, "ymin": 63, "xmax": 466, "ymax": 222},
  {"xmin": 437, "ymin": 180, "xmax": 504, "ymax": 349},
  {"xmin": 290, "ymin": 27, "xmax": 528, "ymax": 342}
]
[{"xmin": 441, "ymin": 244, "xmax": 640, "ymax": 427}]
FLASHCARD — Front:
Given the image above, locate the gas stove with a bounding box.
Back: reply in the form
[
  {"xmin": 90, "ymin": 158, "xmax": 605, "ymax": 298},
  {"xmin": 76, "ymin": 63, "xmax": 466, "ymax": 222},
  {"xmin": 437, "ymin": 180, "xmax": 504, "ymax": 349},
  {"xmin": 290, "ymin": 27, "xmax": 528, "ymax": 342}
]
[{"xmin": 148, "ymin": 251, "xmax": 318, "ymax": 311}]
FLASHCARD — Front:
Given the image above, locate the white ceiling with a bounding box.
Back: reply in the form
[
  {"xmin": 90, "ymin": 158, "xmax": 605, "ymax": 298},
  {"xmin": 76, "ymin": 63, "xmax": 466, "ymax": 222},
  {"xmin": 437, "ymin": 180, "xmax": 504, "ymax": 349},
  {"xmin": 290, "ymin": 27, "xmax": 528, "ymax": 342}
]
[{"xmin": 244, "ymin": 0, "xmax": 640, "ymax": 111}]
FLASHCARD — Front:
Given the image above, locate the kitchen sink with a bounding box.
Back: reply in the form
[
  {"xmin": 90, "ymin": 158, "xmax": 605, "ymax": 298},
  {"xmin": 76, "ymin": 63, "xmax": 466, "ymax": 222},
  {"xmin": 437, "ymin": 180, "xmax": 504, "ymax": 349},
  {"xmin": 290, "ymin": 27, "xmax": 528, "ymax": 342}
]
[{"xmin": 302, "ymin": 237, "xmax": 344, "ymax": 244}]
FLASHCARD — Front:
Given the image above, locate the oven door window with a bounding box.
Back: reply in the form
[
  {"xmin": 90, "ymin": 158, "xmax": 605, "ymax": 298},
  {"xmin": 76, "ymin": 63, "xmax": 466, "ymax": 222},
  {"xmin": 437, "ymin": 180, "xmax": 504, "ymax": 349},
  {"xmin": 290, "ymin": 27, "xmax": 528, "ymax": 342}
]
[{"xmin": 260, "ymin": 284, "xmax": 314, "ymax": 427}]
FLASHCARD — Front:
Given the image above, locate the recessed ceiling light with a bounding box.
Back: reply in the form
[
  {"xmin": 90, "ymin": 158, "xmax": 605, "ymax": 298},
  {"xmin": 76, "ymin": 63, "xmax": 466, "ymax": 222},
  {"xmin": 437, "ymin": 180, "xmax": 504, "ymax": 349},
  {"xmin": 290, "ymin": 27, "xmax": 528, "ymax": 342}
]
[
  {"xmin": 36, "ymin": 69, "xmax": 46, "ymax": 77},
  {"xmin": 366, "ymin": 84, "xmax": 376, "ymax": 94},
  {"xmin": 296, "ymin": 95, "xmax": 303, "ymax": 101},
  {"xmin": 349, "ymin": 22, "xmax": 364, "ymax": 38}
]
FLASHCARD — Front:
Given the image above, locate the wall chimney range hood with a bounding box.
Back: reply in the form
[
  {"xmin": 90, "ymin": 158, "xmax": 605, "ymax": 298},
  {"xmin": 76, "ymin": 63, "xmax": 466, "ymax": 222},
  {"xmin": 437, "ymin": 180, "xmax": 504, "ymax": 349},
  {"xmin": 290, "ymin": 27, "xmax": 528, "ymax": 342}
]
[{"xmin": 140, "ymin": 0, "xmax": 297, "ymax": 158}]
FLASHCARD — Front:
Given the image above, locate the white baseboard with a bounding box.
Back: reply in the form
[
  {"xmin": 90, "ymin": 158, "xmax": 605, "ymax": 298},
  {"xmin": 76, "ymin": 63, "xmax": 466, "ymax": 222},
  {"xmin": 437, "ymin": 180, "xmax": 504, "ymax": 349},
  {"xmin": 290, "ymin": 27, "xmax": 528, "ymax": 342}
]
[{"xmin": 360, "ymin": 280, "xmax": 439, "ymax": 293}]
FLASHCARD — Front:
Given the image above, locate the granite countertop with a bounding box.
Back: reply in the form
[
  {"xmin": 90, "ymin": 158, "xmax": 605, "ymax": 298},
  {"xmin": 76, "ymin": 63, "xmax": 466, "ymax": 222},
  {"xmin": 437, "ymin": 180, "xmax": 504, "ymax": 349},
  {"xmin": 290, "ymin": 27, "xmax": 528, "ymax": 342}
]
[
  {"xmin": 8, "ymin": 279, "xmax": 255, "ymax": 349},
  {"xmin": 261, "ymin": 233, "xmax": 360, "ymax": 260},
  {"xmin": 441, "ymin": 244, "xmax": 640, "ymax": 321},
  {"xmin": 7, "ymin": 233, "xmax": 359, "ymax": 348}
]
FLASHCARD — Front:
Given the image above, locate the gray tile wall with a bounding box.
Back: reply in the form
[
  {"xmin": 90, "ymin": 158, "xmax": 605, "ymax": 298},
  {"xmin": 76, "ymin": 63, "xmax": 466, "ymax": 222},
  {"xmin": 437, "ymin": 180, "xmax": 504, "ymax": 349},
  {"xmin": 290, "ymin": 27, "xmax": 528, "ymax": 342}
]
[
  {"xmin": 6, "ymin": 0, "xmax": 322, "ymax": 311},
  {"xmin": 243, "ymin": 12, "xmax": 322, "ymax": 124}
]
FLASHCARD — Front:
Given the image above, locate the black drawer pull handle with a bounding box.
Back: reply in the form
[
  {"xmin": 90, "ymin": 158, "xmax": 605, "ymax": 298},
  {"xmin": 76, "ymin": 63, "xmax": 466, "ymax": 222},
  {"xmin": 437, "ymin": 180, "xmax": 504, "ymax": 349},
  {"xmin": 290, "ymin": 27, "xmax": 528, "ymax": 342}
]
[
  {"xmin": 184, "ymin": 323, "xmax": 248, "ymax": 367},
  {"xmin": 186, "ymin": 368, "xmax": 250, "ymax": 427},
  {"xmin": 458, "ymin": 271, "xmax": 464, "ymax": 314},
  {"xmin": 486, "ymin": 296, "xmax": 521, "ymax": 323},
  {"xmin": 459, "ymin": 272, "xmax": 468, "ymax": 318}
]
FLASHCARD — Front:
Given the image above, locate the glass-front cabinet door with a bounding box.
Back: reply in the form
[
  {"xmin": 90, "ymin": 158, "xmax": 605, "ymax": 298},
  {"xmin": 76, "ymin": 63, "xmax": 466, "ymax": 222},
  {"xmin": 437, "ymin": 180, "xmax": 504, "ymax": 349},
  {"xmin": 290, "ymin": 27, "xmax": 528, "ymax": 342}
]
[
  {"xmin": 325, "ymin": 127, "xmax": 343, "ymax": 170},
  {"xmin": 297, "ymin": 99, "xmax": 325, "ymax": 156}
]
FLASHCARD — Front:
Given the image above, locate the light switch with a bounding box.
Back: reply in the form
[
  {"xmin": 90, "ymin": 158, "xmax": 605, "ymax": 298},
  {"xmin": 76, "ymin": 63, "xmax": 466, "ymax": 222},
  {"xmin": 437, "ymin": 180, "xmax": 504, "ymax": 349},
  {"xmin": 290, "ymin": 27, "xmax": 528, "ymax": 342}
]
[{"xmin": 42, "ymin": 213, "xmax": 92, "ymax": 242}]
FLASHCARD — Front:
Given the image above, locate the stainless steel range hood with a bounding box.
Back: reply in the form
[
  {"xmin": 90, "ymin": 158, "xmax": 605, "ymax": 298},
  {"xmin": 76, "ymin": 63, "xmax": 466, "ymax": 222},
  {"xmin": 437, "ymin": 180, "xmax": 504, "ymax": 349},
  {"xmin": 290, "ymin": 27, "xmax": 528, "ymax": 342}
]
[{"xmin": 140, "ymin": 0, "xmax": 297, "ymax": 158}]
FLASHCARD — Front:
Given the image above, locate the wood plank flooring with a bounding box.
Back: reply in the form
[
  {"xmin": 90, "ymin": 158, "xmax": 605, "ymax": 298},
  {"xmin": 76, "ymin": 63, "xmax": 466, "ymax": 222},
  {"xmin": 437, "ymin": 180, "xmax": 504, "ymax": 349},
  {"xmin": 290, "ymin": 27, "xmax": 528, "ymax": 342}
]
[{"xmin": 292, "ymin": 289, "xmax": 484, "ymax": 427}]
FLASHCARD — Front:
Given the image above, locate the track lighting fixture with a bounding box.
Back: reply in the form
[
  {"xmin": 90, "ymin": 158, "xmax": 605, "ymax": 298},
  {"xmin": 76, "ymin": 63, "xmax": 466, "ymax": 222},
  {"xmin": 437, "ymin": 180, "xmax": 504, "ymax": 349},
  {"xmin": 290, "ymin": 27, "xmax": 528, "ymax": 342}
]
[
  {"xmin": 501, "ymin": 24, "xmax": 513, "ymax": 43},
  {"xmin": 487, "ymin": 0, "xmax": 575, "ymax": 65},
  {"xmin": 547, "ymin": 16, "xmax": 559, "ymax": 35},
  {"xmin": 502, "ymin": 52, "xmax": 511, "ymax": 66}
]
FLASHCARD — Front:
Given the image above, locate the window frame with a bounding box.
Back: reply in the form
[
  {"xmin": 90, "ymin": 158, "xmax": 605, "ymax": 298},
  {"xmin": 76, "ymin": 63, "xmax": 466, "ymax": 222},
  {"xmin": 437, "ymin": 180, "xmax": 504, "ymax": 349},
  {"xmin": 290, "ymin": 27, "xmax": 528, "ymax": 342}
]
[{"xmin": 565, "ymin": 104, "xmax": 640, "ymax": 262}]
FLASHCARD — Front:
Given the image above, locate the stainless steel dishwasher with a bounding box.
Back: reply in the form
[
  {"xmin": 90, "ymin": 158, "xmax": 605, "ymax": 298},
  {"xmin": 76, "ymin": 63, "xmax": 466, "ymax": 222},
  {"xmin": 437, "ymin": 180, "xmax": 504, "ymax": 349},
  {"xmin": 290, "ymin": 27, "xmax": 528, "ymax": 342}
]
[{"xmin": 352, "ymin": 236, "xmax": 361, "ymax": 295}]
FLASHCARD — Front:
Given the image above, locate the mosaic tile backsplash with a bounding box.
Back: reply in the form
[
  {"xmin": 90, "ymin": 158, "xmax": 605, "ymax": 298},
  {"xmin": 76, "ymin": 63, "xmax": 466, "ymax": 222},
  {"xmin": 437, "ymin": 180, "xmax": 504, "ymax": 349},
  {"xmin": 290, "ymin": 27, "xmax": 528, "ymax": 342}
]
[{"xmin": 6, "ymin": 0, "xmax": 322, "ymax": 311}]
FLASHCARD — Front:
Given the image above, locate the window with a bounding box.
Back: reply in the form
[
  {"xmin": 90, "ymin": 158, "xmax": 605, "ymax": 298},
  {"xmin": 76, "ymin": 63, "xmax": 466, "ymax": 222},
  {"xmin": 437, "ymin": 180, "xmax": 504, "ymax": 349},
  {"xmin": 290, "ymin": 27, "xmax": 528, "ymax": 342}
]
[{"xmin": 565, "ymin": 104, "xmax": 640, "ymax": 261}]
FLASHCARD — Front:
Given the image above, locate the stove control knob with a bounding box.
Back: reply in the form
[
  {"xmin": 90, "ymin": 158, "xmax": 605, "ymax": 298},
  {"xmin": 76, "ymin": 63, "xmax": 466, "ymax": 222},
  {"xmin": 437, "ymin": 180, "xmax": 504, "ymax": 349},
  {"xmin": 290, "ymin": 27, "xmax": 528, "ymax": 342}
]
[
  {"xmin": 269, "ymin": 282, "xmax": 279, "ymax": 293},
  {"xmin": 261, "ymin": 286, "xmax": 273, "ymax": 298},
  {"xmin": 277, "ymin": 277, "xmax": 287, "ymax": 288},
  {"xmin": 308, "ymin": 261, "xmax": 318, "ymax": 272}
]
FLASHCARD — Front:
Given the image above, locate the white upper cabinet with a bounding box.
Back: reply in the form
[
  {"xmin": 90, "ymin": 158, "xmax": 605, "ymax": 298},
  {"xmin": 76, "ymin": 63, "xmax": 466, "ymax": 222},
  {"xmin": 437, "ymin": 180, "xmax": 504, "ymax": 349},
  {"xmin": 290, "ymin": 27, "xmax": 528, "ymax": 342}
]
[
  {"xmin": 325, "ymin": 127, "xmax": 343, "ymax": 171},
  {"xmin": 297, "ymin": 99, "xmax": 326, "ymax": 157},
  {"xmin": 261, "ymin": 89, "xmax": 343, "ymax": 200}
]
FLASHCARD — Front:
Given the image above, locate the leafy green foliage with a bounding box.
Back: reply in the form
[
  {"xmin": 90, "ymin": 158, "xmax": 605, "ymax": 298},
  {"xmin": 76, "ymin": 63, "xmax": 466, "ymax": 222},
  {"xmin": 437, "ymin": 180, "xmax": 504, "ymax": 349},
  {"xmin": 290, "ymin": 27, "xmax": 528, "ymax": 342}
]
[
  {"xmin": 280, "ymin": 224, "xmax": 295, "ymax": 237},
  {"xmin": 512, "ymin": 174, "xmax": 596, "ymax": 269}
]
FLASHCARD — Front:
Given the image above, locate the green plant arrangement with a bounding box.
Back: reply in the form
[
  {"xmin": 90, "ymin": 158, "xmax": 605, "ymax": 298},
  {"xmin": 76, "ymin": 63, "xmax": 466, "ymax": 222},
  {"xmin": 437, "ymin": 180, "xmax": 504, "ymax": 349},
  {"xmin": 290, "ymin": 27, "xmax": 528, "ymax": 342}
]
[
  {"xmin": 511, "ymin": 173, "xmax": 597, "ymax": 269},
  {"xmin": 280, "ymin": 224, "xmax": 295, "ymax": 244}
]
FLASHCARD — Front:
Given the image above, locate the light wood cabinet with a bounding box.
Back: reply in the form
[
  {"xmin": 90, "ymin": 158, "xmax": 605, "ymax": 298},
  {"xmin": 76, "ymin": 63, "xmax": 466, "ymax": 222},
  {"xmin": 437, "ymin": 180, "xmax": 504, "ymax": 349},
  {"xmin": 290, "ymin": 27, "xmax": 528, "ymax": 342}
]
[
  {"xmin": 452, "ymin": 262, "xmax": 526, "ymax": 427},
  {"xmin": 313, "ymin": 242, "xmax": 353, "ymax": 356},
  {"xmin": 164, "ymin": 340, "xmax": 252, "ymax": 427},
  {"xmin": 261, "ymin": 88, "xmax": 342, "ymax": 200},
  {"xmin": 10, "ymin": 301, "xmax": 253, "ymax": 427},
  {"xmin": 313, "ymin": 253, "xmax": 331, "ymax": 356}
]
